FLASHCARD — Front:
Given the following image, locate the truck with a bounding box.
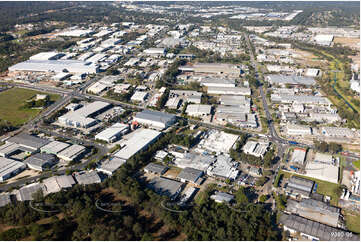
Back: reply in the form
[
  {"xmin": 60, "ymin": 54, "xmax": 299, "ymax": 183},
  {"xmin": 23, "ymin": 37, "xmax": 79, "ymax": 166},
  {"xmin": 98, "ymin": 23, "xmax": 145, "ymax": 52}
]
[
  {"xmin": 288, "ymin": 141, "xmax": 298, "ymax": 145},
  {"xmin": 290, "ymin": 165, "xmax": 299, "ymax": 172}
]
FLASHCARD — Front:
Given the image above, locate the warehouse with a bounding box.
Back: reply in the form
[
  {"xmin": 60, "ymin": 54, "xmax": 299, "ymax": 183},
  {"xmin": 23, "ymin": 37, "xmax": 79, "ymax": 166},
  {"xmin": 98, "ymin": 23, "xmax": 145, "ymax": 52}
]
[
  {"xmin": 304, "ymin": 162, "xmax": 339, "ymax": 184},
  {"xmin": 186, "ymin": 104, "xmax": 212, "ymax": 117},
  {"xmin": 169, "ymin": 90, "xmax": 202, "ymax": 104},
  {"xmin": 6, "ymin": 133, "xmax": 50, "ymax": 153},
  {"xmin": 30, "ymin": 52, "xmax": 65, "ymax": 61},
  {"xmin": 15, "ymin": 183, "xmax": 45, "ymax": 201},
  {"xmin": 198, "ymin": 130, "xmax": 239, "ymax": 154},
  {"xmin": 144, "ymin": 162, "xmax": 168, "ymax": 175},
  {"xmin": 143, "ymin": 48, "xmax": 166, "ymax": 56},
  {"xmin": 74, "ymin": 170, "xmax": 101, "ymax": 185},
  {"xmin": 210, "ymin": 191, "xmax": 234, "ymax": 203},
  {"xmin": 314, "ymin": 153, "xmax": 333, "ymax": 165},
  {"xmin": 0, "ymin": 157, "xmax": 26, "ymax": 182},
  {"xmin": 177, "ymin": 167, "xmax": 203, "ymax": 184},
  {"xmin": 96, "ymin": 157, "xmax": 126, "ymax": 175},
  {"xmin": 0, "ymin": 193, "xmax": 11, "ymax": 207},
  {"xmin": 199, "ymin": 77, "xmax": 236, "ymax": 87},
  {"xmin": 266, "ymin": 75, "xmax": 316, "ymax": 86},
  {"xmin": 271, "ymin": 94, "xmax": 331, "ymax": 105},
  {"xmin": 314, "ymin": 34, "xmax": 334, "ymax": 46},
  {"xmin": 56, "ymin": 29, "xmax": 94, "ymax": 37},
  {"xmin": 309, "ymin": 113, "xmax": 341, "ymax": 123},
  {"xmin": 165, "ymin": 97, "xmax": 181, "ymax": 109},
  {"xmin": 220, "ymin": 95, "xmax": 250, "ymax": 107},
  {"xmin": 305, "ymin": 68, "xmax": 320, "ymax": 77},
  {"xmin": 57, "ymin": 144, "xmax": 86, "ymax": 162},
  {"xmin": 9, "ymin": 60, "xmax": 99, "ymax": 74},
  {"xmin": 40, "ymin": 141, "xmax": 70, "ymax": 155},
  {"xmin": 95, "ymin": 123, "xmax": 129, "ymax": 143},
  {"xmin": 242, "ymin": 140, "xmax": 269, "ymax": 158},
  {"xmin": 87, "ymin": 82, "xmax": 110, "ymax": 95},
  {"xmin": 216, "ymin": 105, "xmax": 250, "ymax": 114},
  {"xmin": 114, "ymin": 128, "xmax": 161, "ymax": 161},
  {"xmin": 180, "ymin": 63, "xmax": 241, "ymax": 76},
  {"xmin": 133, "ymin": 110, "xmax": 176, "ymax": 130},
  {"xmin": 174, "ymin": 153, "xmax": 216, "ymax": 171},
  {"xmin": 286, "ymin": 198, "xmax": 340, "ymax": 227},
  {"xmin": 290, "ymin": 148, "xmax": 307, "ymax": 165},
  {"xmin": 58, "ymin": 101, "xmax": 111, "ymax": 128},
  {"xmin": 285, "ymin": 176, "xmax": 314, "ymax": 198},
  {"xmin": 207, "ymin": 155, "xmax": 239, "ymax": 180},
  {"xmin": 0, "ymin": 142, "xmax": 22, "ymax": 157},
  {"xmin": 147, "ymin": 177, "xmax": 184, "ymax": 200},
  {"xmin": 24, "ymin": 153, "xmax": 57, "ymax": 171},
  {"xmin": 286, "ymin": 123, "xmax": 312, "ymax": 136},
  {"xmin": 320, "ymin": 127, "xmax": 356, "ymax": 138},
  {"xmin": 131, "ymin": 91, "xmax": 148, "ymax": 103},
  {"xmin": 42, "ymin": 175, "xmax": 75, "ymax": 195},
  {"xmin": 207, "ymin": 86, "xmax": 251, "ymax": 96},
  {"xmin": 279, "ymin": 213, "xmax": 358, "ymax": 241}
]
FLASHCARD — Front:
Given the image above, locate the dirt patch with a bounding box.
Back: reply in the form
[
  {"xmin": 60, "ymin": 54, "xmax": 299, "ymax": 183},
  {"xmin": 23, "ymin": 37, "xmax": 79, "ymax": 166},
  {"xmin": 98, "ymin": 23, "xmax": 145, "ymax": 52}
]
[
  {"xmin": 334, "ymin": 37, "xmax": 360, "ymax": 50},
  {"xmin": 6, "ymin": 169, "xmax": 41, "ymax": 184},
  {"xmin": 163, "ymin": 167, "xmax": 181, "ymax": 179},
  {"xmin": 292, "ymin": 48, "xmax": 328, "ymax": 68}
]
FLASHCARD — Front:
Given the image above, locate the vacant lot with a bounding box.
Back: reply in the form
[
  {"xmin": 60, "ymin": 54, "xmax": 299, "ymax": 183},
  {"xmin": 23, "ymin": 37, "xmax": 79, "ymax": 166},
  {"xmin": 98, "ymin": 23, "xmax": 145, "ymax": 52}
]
[
  {"xmin": 334, "ymin": 37, "xmax": 360, "ymax": 50},
  {"xmin": 344, "ymin": 210, "xmax": 360, "ymax": 233},
  {"xmin": 0, "ymin": 88, "xmax": 60, "ymax": 127}
]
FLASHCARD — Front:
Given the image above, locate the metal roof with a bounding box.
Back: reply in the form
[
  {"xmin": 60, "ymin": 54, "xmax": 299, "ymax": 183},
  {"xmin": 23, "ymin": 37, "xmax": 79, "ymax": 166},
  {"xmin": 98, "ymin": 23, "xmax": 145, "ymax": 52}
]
[
  {"xmin": 135, "ymin": 110, "xmax": 176, "ymax": 124},
  {"xmin": 74, "ymin": 171, "xmax": 101, "ymax": 185},
  {"xmin": 210, "ymin": 191, "xmax": 234, "ymax": 203},
  {"xmin": 57, "ymin": 144, "xmax": 86, "ymax": 160},
  {"xmin": 0, "ymin": 157, "xmax": 26, "ymax": 180},
  {"xmin": 144, "ymin": 162, "xmax": 168, "ymax": 174},
  {"xmin": 148, "ymin": 177, "xmax": 183, "ymax": 198},
  {"xmin": 177, "ymin": 167, "xmax": 203, "ymax": 183},
  {"xmin": 7, "ymin": 133, "xmax": 50, "ymax": 151},
  {"xmin": 97, "ymin": 157, "xmax": 126, "ymax": 175},
  {"xmin": 24, "ymin": 153, "xmax": 56, "ymax": 169},
  {"xmin": 40, "ymin": 141, "xmax": 70, "ymax": 154},
  {"xmin": 16, "ymin": 183, "xmax": 45, "ymax": 201},
  {"xmin": 0, "ymin": 193, "xmax": 11, "ymax": 207},
  {"xmin": 280, "ymin": 213, "xmax": 359, "ymax": 241}
]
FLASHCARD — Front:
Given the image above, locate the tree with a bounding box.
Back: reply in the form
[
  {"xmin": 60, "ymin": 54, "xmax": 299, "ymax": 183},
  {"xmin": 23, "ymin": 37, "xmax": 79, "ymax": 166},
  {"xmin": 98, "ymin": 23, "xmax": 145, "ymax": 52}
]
[
  {"xmin": 259, "ymin": 195, "xmax": 268, "ymax": 203},
  {"xmin": 235, "ymin": 187, "xmax": 249, "ymax": 205}
]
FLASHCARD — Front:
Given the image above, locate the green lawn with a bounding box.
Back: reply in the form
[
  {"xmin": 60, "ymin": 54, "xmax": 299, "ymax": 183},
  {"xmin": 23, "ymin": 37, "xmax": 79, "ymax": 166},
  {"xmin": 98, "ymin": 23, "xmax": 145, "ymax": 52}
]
[
  {"xmin": 280, "ymin": 170, "xmax": 340, "ymax": 206},
  {"xmin": 344, "ymin": 210, "xmax": 360, "ymax": 234},
  {"xmin": 353, "ymin": 160, "xmax": 360, "ymax": 170},
  {"xmin": 0, "ymin": 88, "xmax": 60, "ymax": 127}
]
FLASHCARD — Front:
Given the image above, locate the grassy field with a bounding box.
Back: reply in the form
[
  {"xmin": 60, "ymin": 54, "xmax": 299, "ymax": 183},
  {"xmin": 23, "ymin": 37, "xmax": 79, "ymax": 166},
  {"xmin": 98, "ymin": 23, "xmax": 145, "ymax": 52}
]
[
  {"xmin": 353, "ymin": 160, "xmax": 360, "ymax": 170},
  {"xmin": 344, "ymin": 210, "xmax": 360, "ymax": 234},
  {"xmin": 278, "ymin": 170, "xmax": 340, "ymax": 206},
  {"xmin": 0, "ymin": 88, "xmax": 60, "ymax": 127}
]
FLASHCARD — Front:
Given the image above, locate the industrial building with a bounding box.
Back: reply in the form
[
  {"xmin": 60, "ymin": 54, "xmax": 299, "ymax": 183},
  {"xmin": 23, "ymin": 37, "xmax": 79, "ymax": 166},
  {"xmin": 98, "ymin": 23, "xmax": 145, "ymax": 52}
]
[
  {"xmin": 280, "ymin": 213, "xmax": 358, "ymax": 241},
  {"xmin": 40, "ymin": 141, "xmax": 70, "ymax": 155},
  {"xmin": 285, "ymin": 176, "xmax": 315, "ymax": 198},
  {"xmin": 6, "ymin": 133, "xmax": 50, "ymax": 153},
  {"xmin": 309, "ymin": 113, "xmax": 341, "ymax": 123},
  {"xmin": 0, "ymin": 157, "xmax": 26, "ymax": 182},
  {"xmin": 143, "ymin": 48, "xmax": 166, "ymax": 56},
  {"xmin": 0, "ymin": 193, "xmax": 11, "ymax": 207},
  {"xmin": 95, "ymin": 123, "xmax": 129, "ymax": 143},
  {"xmin": 133, "ymin": 110, "xmax": 176, "ymax": 130},
  {"xmin": 304, "ymin": 162, "xmax": 339, "ymax": 184},
  {"xmin": 286, "ymin": 123, "xmax": 312, "ymax": 136},
  {"xmin": 147, "ymin": 177, "xmax": 184, "ymax": 200},
  {"xmin": 266, "ymin": 75, "xmax": 316, "ymax": 86},
  {"xmin": 74, "ymin": 170, "xmax": 101, "ymax": 185},
  {"xmin": 290, "ymin": 148, "xmax": 307, "ymax": 165},
  {"xmin": 186, "ymin": 104, "xmax": 212, "ymax": 117},
  {"xmin": 199, "ymin": 77, "xmax": 236, "ymax": 87},
  {"xmin": 207, "ymin": 86, "xmax": 251, "ymax": 96},
  {"xmin": 207, "ymin": 155, "xmax": 239, "ymax": 180},
  {"xmin": 9, "ymin": 59, "xmax": 99, "ymax": 74},
  {"xmin": 144, "ymin": 162, "xmax": 168, "ymax": 175},
  {"xmin": 131, "ymin": 91, "xmax": 148, "ymax": 102},
  {"xmin": 174, "ymin": 153, "xmax": 216, "ymax": 171},
  {"xmin": 220, "ymin": 95, "xmax": 250, "ymax": 107},
  {"xmin": 314, "ymin": 153, "xmax": 334, "ymax": 165},
  {"xmin": 24, "ymin": 153, "xmax": 57, "ymax": 171},
  {"xmin": 87, "ymin": 82, "xmax": 110, "ymax": 95},
  {"xmin": 177, "ymin": 167, "xmax": 203, "ymax": 184},
  {"xmin": 180, "ymin": 63, "xmax": 241, "ymax": 76},
  {"xmin": 29, "ymin": 52, "xmax": 65, "ymax": 61},
  {"xmin": 58, "ymin": 101, "xmax": 111, "ymax": 129},
  {"xmin": 42, "ymin": 175, "xmax": 75, "ymax": 195},
  {"xmin": 198, "ymin": 130, "xmax": 239, "ymax": 154},
  {"xmin": 314, "ymin": 34, "xmax": 334, "ymax": 46},
  {"xmin": 15, "ymin": 183, "xmax": 45, "ymax": 201},
  {"xmin": 114, "ymin": 128, "xmax": 161, "ymax": 161},
  {"xmin": 57, "ymin": 144, "xmax": 86, "ymax": 162},
  {"xmin": 242, "ymin": 140, "xmax": 269, "ymax": 158},
  {"xmin": 0, "ymin": 142, "xmax": 23, "ymax": 157},
  {"xmin": 169, "ymin": 90, "xmax": 202, "ymax": 104},
  {"xmin": 96, "ymin": 157, "xmax": 126, "ymax": 176},
  {"xmin": 271, "ymin": 94, "xmax": 331, "ymax": 105},
  {"xmin": 285, "ymin": 198, "xmax": 341, "ymax": 227},
  {"xmin": 210, "ymin": 191, "xmax": 234, "ymax": 203},
  {"xmin": 320, "ymin": 127, "xmax": 356, "ymax": 138}
]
